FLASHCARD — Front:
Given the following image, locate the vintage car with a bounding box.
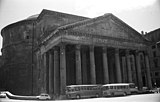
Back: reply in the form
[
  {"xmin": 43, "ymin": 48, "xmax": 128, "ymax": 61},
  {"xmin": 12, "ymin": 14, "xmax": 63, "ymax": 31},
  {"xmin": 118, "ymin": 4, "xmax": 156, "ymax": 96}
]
[{"xmin": 36, "ymin": 93, "xmax": 51, "ymax": 100}]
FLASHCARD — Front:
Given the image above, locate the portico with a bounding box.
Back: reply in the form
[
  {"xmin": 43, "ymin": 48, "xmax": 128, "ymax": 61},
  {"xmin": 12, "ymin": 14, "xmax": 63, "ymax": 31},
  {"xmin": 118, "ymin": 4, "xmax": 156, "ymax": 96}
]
[{"xmin": 35, "ymin": 13, "xmax": 152, "ymax": 98}]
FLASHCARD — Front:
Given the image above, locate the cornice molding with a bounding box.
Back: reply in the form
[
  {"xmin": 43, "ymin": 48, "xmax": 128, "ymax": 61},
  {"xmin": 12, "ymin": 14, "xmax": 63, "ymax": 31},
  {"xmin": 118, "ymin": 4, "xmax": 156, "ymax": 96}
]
[
  {"xmin": 38, "ymin": 30, "xmax": 147, "ymax": 52},
  {"xmin": 1, "ymin": 19, "xmax": 35, "ymax": 36},
  {"xmin": 66, "ymin": 30, "xmax": 146, "ymax": 44},
  {"xmin": 110, "ymin": 15, "xmax": 148, "ymax": 42},
  {"xmin": 37, "ymin": 12, "xmax": 151, "ymax": 49},
  {"xmin": 36, "ymin": 9, "xmax": 88, "ymax": 22},
  {"xmin": 40, "ymin": 13, "xmax": 112, "ymax": 44}
]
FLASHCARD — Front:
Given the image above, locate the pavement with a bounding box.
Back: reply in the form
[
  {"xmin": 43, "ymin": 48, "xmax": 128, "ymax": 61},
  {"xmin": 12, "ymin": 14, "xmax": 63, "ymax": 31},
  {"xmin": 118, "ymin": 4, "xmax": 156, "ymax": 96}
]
[{"xmin": 0, "ymin": 93, "xmax": 160, "ymax": 102}]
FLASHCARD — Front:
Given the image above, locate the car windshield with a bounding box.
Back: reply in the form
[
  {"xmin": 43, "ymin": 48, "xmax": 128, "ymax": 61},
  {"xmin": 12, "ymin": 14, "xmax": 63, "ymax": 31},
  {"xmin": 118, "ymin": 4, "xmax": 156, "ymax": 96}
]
[
  {"xmin": 129, "ymin": 85, "xmax": 135, "ymax": 88},
  {"xmin": 41, "ymin": 94, "xmax": 48, "ymax": 96}
]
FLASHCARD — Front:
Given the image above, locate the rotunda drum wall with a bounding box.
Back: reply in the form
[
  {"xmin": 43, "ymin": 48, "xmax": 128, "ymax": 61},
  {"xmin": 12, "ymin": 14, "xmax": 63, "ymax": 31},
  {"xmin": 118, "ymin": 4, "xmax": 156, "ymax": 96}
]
[
  {"xmin": 2, "ymin": 22, "xmax": 33, "ymax": 47},
  {"xmin": 2, "ymin": 22, "xmax": 33, "ymax": 65}
]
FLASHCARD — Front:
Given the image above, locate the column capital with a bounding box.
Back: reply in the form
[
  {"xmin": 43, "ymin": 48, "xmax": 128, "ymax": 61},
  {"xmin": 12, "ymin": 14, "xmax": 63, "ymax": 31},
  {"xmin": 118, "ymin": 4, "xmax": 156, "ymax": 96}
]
[
  {"xmin": 60, "ymin": 44, "xmax": 66, "ymax": 56},
  {"xmin": 90, "ymin": 45, "xmax": 94, "ymax": 51},
  {"xmin": 53, "ymin": 46, "xmax": 59, "ymax": 51},
  {"xmin": 60, "ymin": 44, "xmax": 66, "ymax": 48},
  {"xmin": 144, "ymin": 50, "xmax": 149, "ymax": 56},
  {"xmin": 59, "ymin": 43, "xmax": 66, "ymax": 50},
  {"xmin": 115, "ymin": 48, "xmax": 119, "ymax": 54},
  {"xmin": 48, "ymin": 49, "xmax": 53, "ymax": 54},
  {"xmin": 135, "ymin": 50, "xmax": 140, "ymax": 55},
  {"xmin": 102, "ymin": 46, "xmax": 107, "ymax": 52},
  {"xmin": 75, "ymin": 45, "xmax": 81, "ymax": 50},
  {"xmin": 125, "ymin": 49, "xmax": 130, "ymax": 55}
]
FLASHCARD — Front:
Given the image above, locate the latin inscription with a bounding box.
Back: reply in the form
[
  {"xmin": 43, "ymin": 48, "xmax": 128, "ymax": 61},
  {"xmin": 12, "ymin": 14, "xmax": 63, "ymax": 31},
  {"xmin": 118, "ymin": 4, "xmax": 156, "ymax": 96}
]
[{"xmin": 68, "ymin": 35, "xmax": 146, "ymax": 49}]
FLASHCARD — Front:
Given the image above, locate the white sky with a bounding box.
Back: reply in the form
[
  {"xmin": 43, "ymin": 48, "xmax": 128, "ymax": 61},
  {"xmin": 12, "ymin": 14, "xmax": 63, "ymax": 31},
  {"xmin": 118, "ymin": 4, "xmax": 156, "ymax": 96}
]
[{"xmin": 0, "ymin": 0, "xmax": 160, "ymax": 55}]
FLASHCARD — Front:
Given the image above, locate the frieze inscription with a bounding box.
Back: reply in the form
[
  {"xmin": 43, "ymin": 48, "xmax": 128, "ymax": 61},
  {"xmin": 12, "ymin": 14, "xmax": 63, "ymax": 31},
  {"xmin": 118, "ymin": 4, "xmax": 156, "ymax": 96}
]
[{"xmin": 67, "ymin": 35, "xmax": 146, "ymax": 49}]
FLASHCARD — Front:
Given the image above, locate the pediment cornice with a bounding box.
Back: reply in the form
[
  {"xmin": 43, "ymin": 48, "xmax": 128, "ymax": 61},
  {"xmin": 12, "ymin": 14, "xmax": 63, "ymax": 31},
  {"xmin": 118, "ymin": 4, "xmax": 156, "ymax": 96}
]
[
  {"xmin": 41, "ymin": 12, "xmax": 151, "ymax": 46},
  {"xmin": 36, "ymin": 9, "xmax": 89, "ymax": 22}
]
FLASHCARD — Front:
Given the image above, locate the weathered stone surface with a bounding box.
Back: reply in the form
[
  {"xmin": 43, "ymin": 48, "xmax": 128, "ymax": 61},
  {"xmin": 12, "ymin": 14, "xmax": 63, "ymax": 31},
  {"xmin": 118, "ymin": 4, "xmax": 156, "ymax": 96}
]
[
  {"xmin": 0, "ymin": 9, "xmax": 152, "ymax": 98},
  {"xmin": 1, "ymin": 19, "xmax": 35, "ymax": 95},
  {"xmin": 35, "ymin": 9, "xmax": 88, "ymax": 44}
]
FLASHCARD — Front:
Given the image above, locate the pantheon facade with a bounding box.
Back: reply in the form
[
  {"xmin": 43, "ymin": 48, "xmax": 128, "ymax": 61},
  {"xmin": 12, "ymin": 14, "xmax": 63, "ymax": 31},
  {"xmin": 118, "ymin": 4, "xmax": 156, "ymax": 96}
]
[{"xmin": 0, "ymin": 9, "xmax": 152, "ymax": 98}]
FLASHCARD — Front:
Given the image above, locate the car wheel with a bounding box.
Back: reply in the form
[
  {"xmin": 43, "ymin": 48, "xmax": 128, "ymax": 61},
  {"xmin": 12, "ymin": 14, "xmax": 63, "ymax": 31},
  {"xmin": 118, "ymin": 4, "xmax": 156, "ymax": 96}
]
[
  {"xmin": 76, "ymin": 94, "xmax": 80, "ymax": 99},
  {"xmin": 95, "ymin": 93, "xmax": 99, "ymax": 98},
  {"xmin": 123, "ymin": 92, "xmax": 127, "ymax": 96}
]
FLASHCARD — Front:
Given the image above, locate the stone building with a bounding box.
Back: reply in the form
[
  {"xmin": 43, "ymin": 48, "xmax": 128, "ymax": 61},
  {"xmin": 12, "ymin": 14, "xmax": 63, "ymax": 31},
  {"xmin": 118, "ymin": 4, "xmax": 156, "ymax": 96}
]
[
  {"xmin": 0, "ymin": 9, "xmax": 152, "ymax": 98},
  {"xmin": 145, "ymin": 28, "xmax": 160, "ymax": 87},
  {"xmin": 0, "ymin": 56, "xmax": 5, "ymax": 90},
  {"xmin": 1, "ymin": 15, "xmax": 37, "ymax": 95}
]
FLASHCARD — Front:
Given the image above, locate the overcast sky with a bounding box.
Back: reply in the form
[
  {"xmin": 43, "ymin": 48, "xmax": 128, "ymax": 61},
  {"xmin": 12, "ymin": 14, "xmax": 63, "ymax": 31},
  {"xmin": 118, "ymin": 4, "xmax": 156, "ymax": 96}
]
[{"xmin": 0, "ymin": 0, "xmax": 160, "ymax": 55}]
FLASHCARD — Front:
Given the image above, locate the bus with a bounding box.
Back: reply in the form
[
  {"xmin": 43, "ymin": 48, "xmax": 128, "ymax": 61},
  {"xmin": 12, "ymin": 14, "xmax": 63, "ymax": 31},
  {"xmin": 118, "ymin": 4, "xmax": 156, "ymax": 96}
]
[
  {"xmin": 102, "ymin": 83, "xmax": 131, "ymax": 97},
  {"xmin": 66, "ymin": 85, "xmax": 102, "ymax": 99}
]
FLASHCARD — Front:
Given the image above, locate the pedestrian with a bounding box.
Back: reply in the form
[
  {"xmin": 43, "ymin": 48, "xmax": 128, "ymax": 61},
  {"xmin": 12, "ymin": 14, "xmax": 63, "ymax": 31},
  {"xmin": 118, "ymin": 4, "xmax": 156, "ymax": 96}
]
[{"xmin": 157, "ymin": 88, "xmax": 160, "ymax": 93}]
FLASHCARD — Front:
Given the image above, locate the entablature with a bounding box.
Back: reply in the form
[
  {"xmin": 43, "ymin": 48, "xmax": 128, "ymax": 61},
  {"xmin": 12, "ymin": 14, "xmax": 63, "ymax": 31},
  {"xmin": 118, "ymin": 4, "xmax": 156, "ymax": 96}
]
[{"xmin": 37, "ymin": 30, "xmax": 148, "ymax": 54}]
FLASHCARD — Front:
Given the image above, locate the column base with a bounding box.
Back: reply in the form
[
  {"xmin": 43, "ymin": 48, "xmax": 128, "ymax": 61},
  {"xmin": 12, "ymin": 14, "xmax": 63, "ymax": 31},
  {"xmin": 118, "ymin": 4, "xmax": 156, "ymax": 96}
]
[
  {"xmin": 50, "ymin": 94, "xmax": 67, "ymax": 100},
  {"xmin": 57, "ymin": 95, "xmax": 67, "ymax": 100}
]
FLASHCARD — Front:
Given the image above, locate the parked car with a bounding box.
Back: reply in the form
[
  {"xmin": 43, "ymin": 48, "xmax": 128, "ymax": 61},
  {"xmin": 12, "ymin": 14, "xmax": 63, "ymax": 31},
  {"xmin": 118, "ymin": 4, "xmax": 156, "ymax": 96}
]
[
  {"xmin": 149, "ymin": 88, "xmax": 159, "ymax": 93},
  {"xmin": 139, "ymin": 87, "xmax": 151, "ymax": 94},
  {"xmin": 0, "ymin": 91, "xmax": 6, "ymax": 98},
  {"xmin": 36, "ymin": 93, "xmax": 51, "ymax": 100},
  {"xmin": 0, "ymin": 91, "xmax": 13, "ymax": 98}
]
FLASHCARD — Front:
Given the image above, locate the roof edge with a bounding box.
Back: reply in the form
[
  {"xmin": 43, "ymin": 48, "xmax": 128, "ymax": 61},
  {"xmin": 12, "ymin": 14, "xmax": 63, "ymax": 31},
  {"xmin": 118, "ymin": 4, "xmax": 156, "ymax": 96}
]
[
  {"xmin": 36, "ymin": 9, "xmax": 89, "ymax": 22},
  {"xmin": 1, "ymin": 19, "xmax": 35, "ymax": 36}
]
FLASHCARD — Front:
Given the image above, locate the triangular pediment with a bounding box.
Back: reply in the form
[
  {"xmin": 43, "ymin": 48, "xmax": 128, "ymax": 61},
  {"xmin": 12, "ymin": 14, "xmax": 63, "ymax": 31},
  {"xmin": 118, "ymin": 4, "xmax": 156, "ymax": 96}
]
[
  {"xmin": 43, "ymin": 13, "xmax": 150, "ymax": 52},
  {"xmin": 63, "ymin": 14, "xmax": 147, "ymax": 43},
  {"xmin": 36, "ymin": 9, "xmax": 89, "ymax": 38}
]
